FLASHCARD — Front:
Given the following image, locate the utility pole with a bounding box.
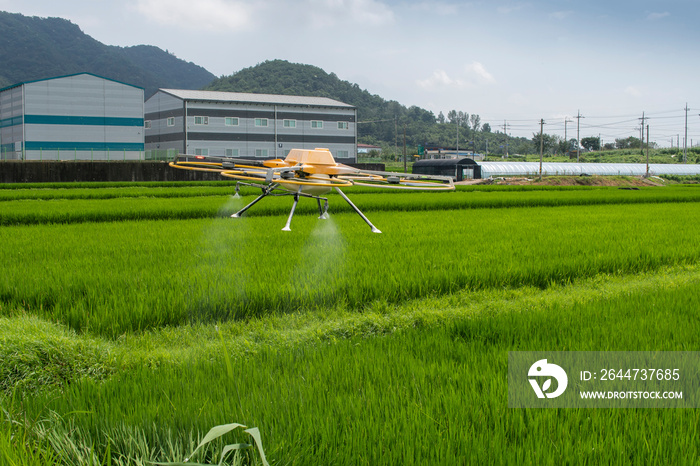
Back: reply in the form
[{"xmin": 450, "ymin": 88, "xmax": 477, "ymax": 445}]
[
  {"xmin": 564, "ymin": 117, "xmax": 573, "ymax": 154},
  {"xmin": 639, "ymin": 112, "xmax": 646, "ymax": 155},
  {"xmin": 539, "ymin": 118, "xmax": 545, "ymax": 181},
  {"xmin": 576, "ymin": 111, "xmax": 584, "ymax": 162},
  {"xmin": 646, "ymin": 124, "xmax": 650, "ymax": 178},
  {"xmin": 502, "ymin": 120, "xmax": 510, "ymax": 158},
  {"xmin": 684, "ymin": 103, "xmax": 689, "ymax": 163},
  {"xmin": 394, "ymin": 115, "xmax": 398, "ymax": 160},
  {"xmin": 456, "ymin": 115, "xmax": 459, "ymax": 157},
  {"xmin": 403, "ymin": 122, "xmax": 407, "ymax": 173}
]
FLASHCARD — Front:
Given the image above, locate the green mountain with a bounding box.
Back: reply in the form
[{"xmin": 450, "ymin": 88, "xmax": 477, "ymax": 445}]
[
  {"xmin": 206, "ymin": 60, "xmax": 433, "ymax": 147},
  {"xmin": 206, "ymin": 60, "xmax": 530, "ymax": 154},
  {"xmin": 0, "ymin": 11, "xmax": 215, "ymax": 96},
  {"xmin": 0, "ymin": 10, "xmax": 528, "ymax": 154}
]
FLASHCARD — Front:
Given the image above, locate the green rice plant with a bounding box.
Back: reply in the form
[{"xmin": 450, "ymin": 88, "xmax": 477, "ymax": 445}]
[
  {"xmin": 0, "ymin": 315, "xmax": 114, "ymax": 396},
  {"xmin": 3, "ymin": 185, "xmax": 700, "ymax": 226},
  {"xmin": 2, "ymin": 202, "xmax": 700, "ymax": 336},
  {"xmin": 0, "ymin": 185, "xmax": 252, "ymax": 202},
  {"xmin": 11, "ymin": 273, "xmax": 700, "ymax": 464},
  {"xmin": 0, "ymin": 181, "xmax": 239, "ymax": 190}
]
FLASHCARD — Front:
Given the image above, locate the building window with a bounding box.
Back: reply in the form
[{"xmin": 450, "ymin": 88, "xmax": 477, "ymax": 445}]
[
  {"xmin": 194, "ymin": 116, "xmax": 209, "ymax": 125},
  {"xmin": 226, "ymin": 149, "xmax": 239, "ymax": 157},
  {"xmin": 283, "ymin": 119, "xmax": 296, "ymax": 128},
  {"xmin": 255, "ymin": 149, "xmax": 269, "ymax": 158},
  {"xmin": 337, "ymin": 150, "xmax": 349, "ymax": 158},
  {"xmin": 338, "ymin": 122, "xmax": 349, "ymax": 130},
  {"xmin": 255, "ymin": 118, "xmax": 268, "ymax": 127},
  {"xmin": 167, "ymin": 117, "xmax": 175, "ymax": 127},
  {"xmin": 145, "ymin": 120, "xmax": 152, "ymax": 129},
  {"xmin": 311, "ymin": 120, "xmax": 323, "ymax": 129},
  {"xmin": 225, "ymin": 117, "xmax": 239, "ymax": 126},
  {"xmin": 194, "ymin": 148, "xmax": 209, "ymax": 156}
]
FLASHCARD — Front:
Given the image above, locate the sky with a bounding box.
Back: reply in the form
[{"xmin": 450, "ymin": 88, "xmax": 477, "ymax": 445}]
[{"xmin": 2, "ymin": 0, "xmax": 700, "ymax": 146}]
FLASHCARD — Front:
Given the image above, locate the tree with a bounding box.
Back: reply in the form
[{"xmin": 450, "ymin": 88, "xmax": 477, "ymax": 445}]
[
  {"xmin": 615, "ymin": 136, "xmax": 641, "ymax": 149},
  {"xmin": 437, "ymin": 111, "xmax": 445, "ymax": 124},
  {"xmin": 447, "ymin": 110, "xmax": 457, "ymax": 124},
  {"xmin": 482, "ymin": 122, "xmax": 491, "ymax": 133},
  {"xmin": 558, "ymin": 138, "xmax": 572, "ymax": 154},
  {"xmin": 581, "ymin": 136, "xmax": 601, "ymax": 151},
  {"xmin": 458, "ymin": 111, "xmax": 469, "ymax": 127},
  {"xmin": 531, "ymin": 132, "xmax": 558, "ymax": 155},
  {"xmin": 469, "ymin": 114, "xmax": 481, "ymax": 131}
]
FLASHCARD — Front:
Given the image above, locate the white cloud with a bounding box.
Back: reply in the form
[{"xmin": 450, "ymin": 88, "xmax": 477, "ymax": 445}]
[
  {"xmin": 132, "ymin": 0, "xmax": 260, "ymax": 31},
  {"xmin": 549, "ymin": 10, "xmax": 573, "ymax": 20},
  {"xmin": 410, "ymin": 2, "xmax": 461, "ymax": 16},
  {"xmin": 624, "ymin": 85, "xmax": 643, "ymax": 97},
  {"xmin": 497, "ymin": 2, "xmax": 529, "ymax": 14},
  {"xmin": 647, "ymin": 11, "xmax": 670, "ymax": 20},
  {"xmin": 307, "ymin": 0, "xmax": 394, "ymax": 28},
  {"xmin": 417, "ymin": 69, "xmax": 459, "ymax": 89},
  {"xmin": 465, "ymin": 62, "xmax": 495, "ymax": 85},
  {"xmin": 417, "ymin": 62, "xmax": 495, "ymax": 90}
]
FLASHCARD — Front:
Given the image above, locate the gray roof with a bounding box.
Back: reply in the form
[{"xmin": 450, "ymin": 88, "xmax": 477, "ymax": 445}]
[
  {"xmin": 159, "ymin": 89, "xmax": 354, "ymax": 108},
  {"xmin": 479, "ymin": 162, "xmax": 700, "ymax": 177},
  {"xmin": 0, "ymin": 72, "xmax": 144, "ymax": 94}
]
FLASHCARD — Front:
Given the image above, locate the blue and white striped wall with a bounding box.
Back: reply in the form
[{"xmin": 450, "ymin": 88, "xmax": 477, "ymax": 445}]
[{"xmin": 0, "ymin": 73, "xmax": 144, "ymax": 161}]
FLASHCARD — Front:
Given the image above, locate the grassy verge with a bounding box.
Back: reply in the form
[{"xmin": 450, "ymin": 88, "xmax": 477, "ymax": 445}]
[{"xmin": 3, "ymin": 264, "xmax": 700, "ymax": 464}]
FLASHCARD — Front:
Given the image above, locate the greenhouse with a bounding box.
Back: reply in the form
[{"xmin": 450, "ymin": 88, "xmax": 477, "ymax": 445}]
[
  {"xmin": 478, "ymin": 162, "xmax": 700, "ymax": 178},
  {"xmin": 413, "ymin": 157, "xmax": 481, "ymax": 181}
]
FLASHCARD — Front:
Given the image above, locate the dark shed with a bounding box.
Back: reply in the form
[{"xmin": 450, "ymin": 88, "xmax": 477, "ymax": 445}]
[{"xmin": 412, "ymin": 158, "xmax": 481, "ymax": 181}]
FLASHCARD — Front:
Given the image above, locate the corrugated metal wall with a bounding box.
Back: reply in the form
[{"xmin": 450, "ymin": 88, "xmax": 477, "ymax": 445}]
[
  {"xmin": 2, "ymin": 74, "xmax": 145, "ymax": 161},
  {"xmin": 145, "ymin": 91, "xmax": 357, "ymax": 163},
  {"xmin": 0, "ymin": 87, "xmax": 24, "ymax": 160}
]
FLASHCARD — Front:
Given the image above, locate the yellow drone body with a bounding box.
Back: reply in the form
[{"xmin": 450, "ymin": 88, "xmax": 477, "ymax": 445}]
[{"xmin": 169, "ymin": 148, "xmax": 454, "ymax": 233}]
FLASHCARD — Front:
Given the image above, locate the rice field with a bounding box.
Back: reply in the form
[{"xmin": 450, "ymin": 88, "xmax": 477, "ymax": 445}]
[{"xmin": 1, "ymin": 181, "xmax": 700, "ymax": 465}]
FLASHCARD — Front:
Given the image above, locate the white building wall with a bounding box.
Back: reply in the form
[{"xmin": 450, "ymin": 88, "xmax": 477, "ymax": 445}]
[
  {"xmin": 1, "ymin": 73, "xmax": 145, "ymax": 161},
  {"xmin": 145, "ymin": 90, "xmax": 356, "ymax": 163}
]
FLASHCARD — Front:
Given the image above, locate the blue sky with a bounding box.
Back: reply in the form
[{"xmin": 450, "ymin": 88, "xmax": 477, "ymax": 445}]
[{"xmin": 2, "ymin": 0, "xmax": 699, "ymax": 146}]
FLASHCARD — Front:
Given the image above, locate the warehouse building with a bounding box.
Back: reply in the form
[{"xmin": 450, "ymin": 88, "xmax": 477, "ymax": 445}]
[
  {"xmin": 144, "ymin": 89, "xmax": 357, "ymax": 164},
  {"xmin": 0, "ymin": 73, "xmax": 145, "ymax": 161}
]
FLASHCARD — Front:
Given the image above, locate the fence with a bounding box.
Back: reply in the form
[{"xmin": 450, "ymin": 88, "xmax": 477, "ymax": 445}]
[
  {"xmin": 0, "ymin": 161, "xmax": 223, "ymax": 183},
  {"xmin": 0, "ymin": 147, "xmax": 179, "ymax": 162}
]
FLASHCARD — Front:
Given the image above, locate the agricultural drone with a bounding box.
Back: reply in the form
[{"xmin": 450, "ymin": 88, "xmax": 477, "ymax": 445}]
[{"xmin": 170, "ymin": 148, "xmax": 454, "ymax": 233}]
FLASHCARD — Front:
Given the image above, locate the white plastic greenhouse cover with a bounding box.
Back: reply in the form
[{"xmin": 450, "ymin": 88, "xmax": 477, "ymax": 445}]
[{"xmin": 479, "ymin": 162, "xmax": 700, "ymax": 178}]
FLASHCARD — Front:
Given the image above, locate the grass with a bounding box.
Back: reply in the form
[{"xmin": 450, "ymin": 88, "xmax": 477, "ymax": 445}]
[
  {"xmin": 3, "ymin": 265, "xmax": 700, "ymax": 464},
  {"xmin": 3, "ymin": 185, "xmax": 700, "ymax": 226},
  {"xmin": 1, "ymin": 182, "xmax": 700, "ymax": 464},
  {"xmin": 2, "ymin": 201, "xmax": 700, "ymax": 336}
]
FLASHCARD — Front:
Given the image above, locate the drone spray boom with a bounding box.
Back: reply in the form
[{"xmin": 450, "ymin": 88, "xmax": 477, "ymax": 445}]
[{"xmin": 170, "ymin": 148, "xmax": 454, "ymax": 233}]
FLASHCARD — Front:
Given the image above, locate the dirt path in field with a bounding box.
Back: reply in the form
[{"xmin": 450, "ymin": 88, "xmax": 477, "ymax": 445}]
[{"xmin": 458, "ymin": 176, "xmax": 666, "ymax": 187}]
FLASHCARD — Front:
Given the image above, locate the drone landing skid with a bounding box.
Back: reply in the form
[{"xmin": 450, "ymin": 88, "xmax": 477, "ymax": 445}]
[{"xmin": 230, "ymin": 182, "xmax": 380, "ymax": 233}]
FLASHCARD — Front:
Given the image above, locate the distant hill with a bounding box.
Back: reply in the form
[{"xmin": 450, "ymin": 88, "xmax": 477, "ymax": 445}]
[
  {"xmin": 0, "ymin": 11, "xmax": 216, "ymax": 96},
  {"xmin": 0, "ymin": 11, "xmax": 528, "ymax": 153},
  {"xmin": 206, "ymin": 60, "xmax": 439, "ymax": 147},
  {"xmin": 206, "ymin": 60, "xmax": 529, "ymax": 152}
]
